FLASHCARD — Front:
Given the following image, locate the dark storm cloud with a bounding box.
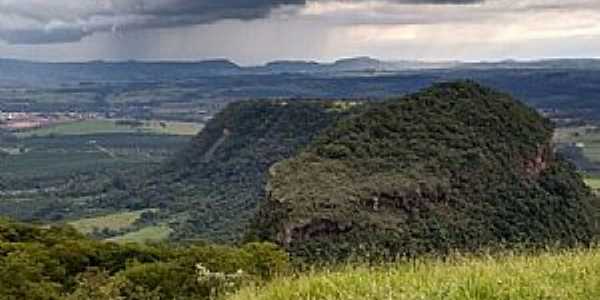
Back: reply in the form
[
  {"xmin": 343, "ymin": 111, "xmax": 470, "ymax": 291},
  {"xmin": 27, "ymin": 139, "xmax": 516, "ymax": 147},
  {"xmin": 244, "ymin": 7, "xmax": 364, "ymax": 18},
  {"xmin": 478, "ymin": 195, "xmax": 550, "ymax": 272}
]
[
  {"xmin": 402, "ymin": 0, "xmax": 482, "ymax": 3},
  {"xmin": 113, "ymin": 0, "xmax": 309, "ymax": 21},
  {"xmin": 0, "ymin": 0, "xmax": 488, "ymax": 44},
  {"xmin": 0, "ymin": 29, "xmax": 87, "ymax": 45},
  {"xmin": 0, "ymin": 0, "xmax": 308, "ymax": 44},
  {"xmin": 107, "ymin": 0, "xmax": 482, "ymax": 18}
]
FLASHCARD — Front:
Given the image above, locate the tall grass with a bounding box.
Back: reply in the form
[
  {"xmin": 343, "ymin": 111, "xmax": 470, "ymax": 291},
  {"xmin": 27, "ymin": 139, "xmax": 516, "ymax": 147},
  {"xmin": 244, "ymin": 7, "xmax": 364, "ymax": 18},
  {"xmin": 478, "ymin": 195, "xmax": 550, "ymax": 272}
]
[{"xmin": 229, "ymin": 248, "xmax": 600, "ymax": 300}]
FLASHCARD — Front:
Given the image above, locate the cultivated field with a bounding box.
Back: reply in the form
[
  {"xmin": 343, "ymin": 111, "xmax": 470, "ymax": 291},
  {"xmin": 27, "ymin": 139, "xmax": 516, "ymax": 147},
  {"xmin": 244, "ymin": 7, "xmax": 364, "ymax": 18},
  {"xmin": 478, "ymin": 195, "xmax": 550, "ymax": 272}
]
[
  {"xmin": 0, "ymin": 133, "xmax": 191, "ymax": 180},
  {"xmin": 68, "ymin": 209, "xmax": 157, "ymax": 234},
  {"xmin": 108, "ymin": 225, "xmax": 173, "ymax": 244},
  {"xmin": 16, "ymin": 119, "xmax": 202, "ymax": 137},
  {"xmin": 0, "ymin": 133, "xmax": 191, "ymax": 223},
  {"xmin": 555, "ymin": 126, "xmax": 600, "ymax": 163},
  {"xmin": 585, "ymin": 177, "xmax": 600, "ymax": 191}
]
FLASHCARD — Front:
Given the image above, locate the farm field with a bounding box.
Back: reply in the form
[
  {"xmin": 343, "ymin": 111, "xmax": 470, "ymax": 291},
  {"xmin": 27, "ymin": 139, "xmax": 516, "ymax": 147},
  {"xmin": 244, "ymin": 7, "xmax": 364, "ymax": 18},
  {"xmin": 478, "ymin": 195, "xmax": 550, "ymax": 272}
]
[
  {"xmin": 0, "ymin": 134, "xmax": 190, "ymax": 180},
  {"xmin": 0, "ymin": 133, "xmax": 192, "ymax": 224},
  {"xmin": 231, "ymin": 248, "xmax": 600, "ymax": 300},
  {"xmin": 68, "ymin": 209, "xmax": 157, "ymax": 235},
  {"xmin": 554, "ymin": 126, "xmax": 600, "ymax": 163},
  {"xmin": 109, "ymin": 225, "xmax": 173, "ymax": 244},
  {"xmin": 1, "ymin": 151, "xmax": 132, "ymax": 178},
  {"xmin": 15, "ymin": 119, "xmax": 202, "ymax": 137},
  {"xmin": 585, "ymin": 177, "xmax": 600, "ymax": 190}
]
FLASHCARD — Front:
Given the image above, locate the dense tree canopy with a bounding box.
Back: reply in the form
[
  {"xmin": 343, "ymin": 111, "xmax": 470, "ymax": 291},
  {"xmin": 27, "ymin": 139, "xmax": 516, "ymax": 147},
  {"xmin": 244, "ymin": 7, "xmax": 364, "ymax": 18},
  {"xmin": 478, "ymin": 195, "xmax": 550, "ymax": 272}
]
[
  {"xmin": 253, "ymin": 81, "xmax": 600, "ymax": 261},
  {"xmin": 0, "ymin": 218, "xmax": 289, "ymax": 299}
]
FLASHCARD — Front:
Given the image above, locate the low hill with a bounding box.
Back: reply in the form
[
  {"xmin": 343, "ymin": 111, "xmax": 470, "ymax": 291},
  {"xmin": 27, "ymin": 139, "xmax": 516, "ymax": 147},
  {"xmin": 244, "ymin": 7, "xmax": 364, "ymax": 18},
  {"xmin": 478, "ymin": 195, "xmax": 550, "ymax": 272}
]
[
  {"xmin": 329, "ymin": 57, "xmax": 385, "ymax": 71},
  {"xmin": 118, "ymin": 100, "xmax": 354, "ymax": 242},
  {"xmin": 253, "ymin": 81, "xmax": 599, "ymax": 260}
]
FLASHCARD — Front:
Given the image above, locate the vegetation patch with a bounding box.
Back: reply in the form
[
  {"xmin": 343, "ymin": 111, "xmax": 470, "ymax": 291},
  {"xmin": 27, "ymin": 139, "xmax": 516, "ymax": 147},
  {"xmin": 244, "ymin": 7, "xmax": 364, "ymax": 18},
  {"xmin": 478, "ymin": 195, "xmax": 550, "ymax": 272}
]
[
  {"xmin": 585, "ymin": 176, "xmax": 600, "ymax": 191},
  {"xmin": 554, "ymin": 126, "xmax": 600, "ymax": 163},
  {"xmin": 108, "ymin": 225, "xmax": 174, "ymax": 244},
  {"xmin": 16, "ymin": 119, "xmax": 202, "ymax": 137},
  {"xmin": 0, "ymin": 219, "xmax": 289, "ymax": 300},
  {"xmin": 0, "ymin": 133, "xmax": 190, "ymax": 224},
  {"xmin": 68, "ymin": 209, "xmax": 158, "ymax": 235}
]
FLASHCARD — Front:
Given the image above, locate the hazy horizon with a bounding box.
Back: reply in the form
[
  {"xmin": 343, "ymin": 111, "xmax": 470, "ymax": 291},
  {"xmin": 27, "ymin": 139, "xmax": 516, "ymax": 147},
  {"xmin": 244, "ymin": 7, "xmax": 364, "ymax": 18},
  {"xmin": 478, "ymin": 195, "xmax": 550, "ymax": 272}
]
[
  {"xmin": 1, "ymin": 1, "xmax": 600, "ymax": 65},
  {"xmin": 3, "ymin": 56, "xmax": 600, "ymax": 67}
]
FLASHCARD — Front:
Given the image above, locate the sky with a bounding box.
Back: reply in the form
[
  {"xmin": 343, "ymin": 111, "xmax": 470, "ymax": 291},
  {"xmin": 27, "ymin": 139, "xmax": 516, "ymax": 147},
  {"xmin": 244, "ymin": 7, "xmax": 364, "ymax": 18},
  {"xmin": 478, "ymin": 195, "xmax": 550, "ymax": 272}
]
[{"xmin": 1, "ymin": 0, "xmax": 600, "ymax": 65}]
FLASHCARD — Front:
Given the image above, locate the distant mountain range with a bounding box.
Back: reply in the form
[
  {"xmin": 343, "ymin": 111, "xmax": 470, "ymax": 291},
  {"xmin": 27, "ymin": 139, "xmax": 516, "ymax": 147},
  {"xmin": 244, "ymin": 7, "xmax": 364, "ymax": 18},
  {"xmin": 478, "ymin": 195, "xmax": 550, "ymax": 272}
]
[
  {"xmin": 251, "ymin": 57, "xmax": 461, "ymax": 73},
  {"xmin": 3, "ymin": 56, "xmax": 600, "ymax": 87}
]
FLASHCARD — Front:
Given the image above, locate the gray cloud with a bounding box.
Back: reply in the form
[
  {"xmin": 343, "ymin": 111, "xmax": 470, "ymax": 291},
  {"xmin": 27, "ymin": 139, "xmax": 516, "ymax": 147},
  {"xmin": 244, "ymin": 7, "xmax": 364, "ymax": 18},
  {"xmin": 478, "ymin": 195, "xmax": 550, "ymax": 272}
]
[
  {"xmin": 402, "ymin": 0, "xmax": 482, "ymax": 3},
  {"xmin": 0, "ymin": 29, "xmax": 86, "ymax": 45},
  {"xmin": 0, "ymin": 0, "xmax": 486, "ymax": 44},
  {"xmin": 1, "ymin": 0, "xmax": 600, "ymax": 64},
  {"xmin": 0, "ymin": 0, "xmax": 311, "ymax": 44}
]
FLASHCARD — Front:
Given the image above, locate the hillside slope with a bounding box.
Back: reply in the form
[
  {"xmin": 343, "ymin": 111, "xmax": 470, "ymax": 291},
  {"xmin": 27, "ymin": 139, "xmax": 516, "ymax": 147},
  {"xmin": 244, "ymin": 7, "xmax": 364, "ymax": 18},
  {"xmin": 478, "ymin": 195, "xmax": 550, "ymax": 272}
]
[
  {"xmin": 122, "ymin": 100, "xmax": 353, "ymax": 242},
  {"xmin": 254, "ymin": 81, "xmax": 599, "ymax": 260}
]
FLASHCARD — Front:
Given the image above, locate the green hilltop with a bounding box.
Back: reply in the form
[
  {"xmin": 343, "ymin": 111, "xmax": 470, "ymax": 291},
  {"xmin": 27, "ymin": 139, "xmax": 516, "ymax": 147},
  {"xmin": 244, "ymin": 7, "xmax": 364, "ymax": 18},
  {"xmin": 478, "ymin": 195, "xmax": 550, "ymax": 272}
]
[{"xmin": 252, "ymin": 81, "xmax": 599, "ymax": 260}]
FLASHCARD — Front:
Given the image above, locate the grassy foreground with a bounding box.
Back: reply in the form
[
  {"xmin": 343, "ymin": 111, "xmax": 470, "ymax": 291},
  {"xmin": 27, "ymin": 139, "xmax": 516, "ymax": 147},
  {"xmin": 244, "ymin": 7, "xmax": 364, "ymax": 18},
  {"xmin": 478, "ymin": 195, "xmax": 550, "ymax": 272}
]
[{"xmin": 230, "ymin": 249, "xmax": 600, "ymax": 300}]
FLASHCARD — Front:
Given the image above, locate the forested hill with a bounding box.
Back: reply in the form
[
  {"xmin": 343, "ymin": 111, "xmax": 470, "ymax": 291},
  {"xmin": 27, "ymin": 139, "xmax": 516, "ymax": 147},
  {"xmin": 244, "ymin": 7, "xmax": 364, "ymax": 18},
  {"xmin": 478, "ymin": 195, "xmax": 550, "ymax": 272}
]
[
  {"xmin": 253, "ymin": 81, "xmax": 600, "ymax": 261},
  {"xmin": 109, "ymin": 100, "xmax": 354, "ymax": 242},
  {"xmin": 96, "ymin": 81, "xmax": 599, "ymax": 249}
]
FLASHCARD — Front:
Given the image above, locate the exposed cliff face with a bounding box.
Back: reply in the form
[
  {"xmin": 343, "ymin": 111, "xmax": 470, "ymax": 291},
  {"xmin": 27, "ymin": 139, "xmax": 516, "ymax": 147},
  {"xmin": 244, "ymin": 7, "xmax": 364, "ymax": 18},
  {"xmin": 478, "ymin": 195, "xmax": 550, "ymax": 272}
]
[
  {"xmin": 524, "ymin": 143, "xmax": 553, "ymax": 176},
  {"xmin": 253, "ymin": 81, "xmax": 599, "ymax": 261}
]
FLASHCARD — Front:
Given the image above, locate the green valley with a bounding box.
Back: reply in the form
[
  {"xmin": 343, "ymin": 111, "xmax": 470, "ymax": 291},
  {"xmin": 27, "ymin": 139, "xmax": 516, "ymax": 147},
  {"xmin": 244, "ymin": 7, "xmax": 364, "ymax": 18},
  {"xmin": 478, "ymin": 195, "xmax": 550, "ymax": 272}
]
[{"xmin": 3, "ymin": 81, "xmax": 600, "ymax": 300}]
